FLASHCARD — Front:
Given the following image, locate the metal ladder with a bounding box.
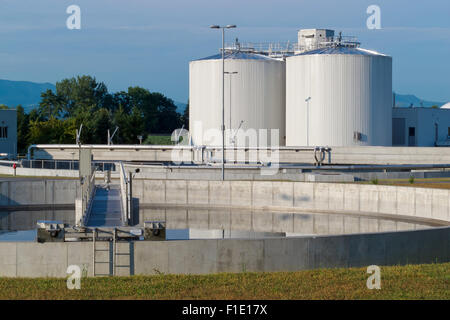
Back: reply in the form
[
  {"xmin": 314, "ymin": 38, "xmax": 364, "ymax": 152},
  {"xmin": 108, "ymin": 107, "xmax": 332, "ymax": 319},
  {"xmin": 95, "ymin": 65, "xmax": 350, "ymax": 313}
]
[
  {"xmin": 113, "ymin": 228, "xmax": 133, "ymax": 276},
  {"xmin": 92, "ymin": 228, "xmax": 132, "ymax": 277},
  {"xmin": 92, "ymin": 228, "xmax": 112, "ymax": 277}
]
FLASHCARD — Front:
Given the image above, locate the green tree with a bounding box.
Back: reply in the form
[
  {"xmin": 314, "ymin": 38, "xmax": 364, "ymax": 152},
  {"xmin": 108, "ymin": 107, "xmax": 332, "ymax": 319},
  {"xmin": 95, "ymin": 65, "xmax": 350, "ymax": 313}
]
[
  {"xmin": 151, "ymin": 92, "xmax": 181, "ymax": 133},
  {"xmin": 38, "ymin": 89, "xmax": 63, "ymax": 120},
  {"xmin": 15, "ymin": 105, "xmax": 30, "ymax": 154},
  {"xmin": 55, "ymin": 75, "xmax": 108, "ymax": 117},
  {"xmin": 182, "ymin": 100, "xmax": 189, "ymax": 130},
  {"xmin": 127, "ymin": 86, "xmax": 158, "ymax": 133},
  {"xmin": 91, "ymin": 108, "xmax": 112, "ymax": 144},
  {"xmin": 28, "ymin": 117, "xmax": 74, "ymax": 144}
]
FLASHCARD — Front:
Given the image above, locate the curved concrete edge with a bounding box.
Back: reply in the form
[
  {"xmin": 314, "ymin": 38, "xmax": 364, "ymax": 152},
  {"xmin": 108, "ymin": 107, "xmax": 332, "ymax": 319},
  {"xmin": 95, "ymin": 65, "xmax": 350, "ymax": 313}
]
[
  {"xmin": 140, "ymin": 203, "xmax": 450, "ymax": 227},
  {"xmin": 0, "ymin": 226, "xmax": 448, "ymax": 277},
  {"xmin": 132, "ymin": 180, "xmax": 450, "ymax": 224}
]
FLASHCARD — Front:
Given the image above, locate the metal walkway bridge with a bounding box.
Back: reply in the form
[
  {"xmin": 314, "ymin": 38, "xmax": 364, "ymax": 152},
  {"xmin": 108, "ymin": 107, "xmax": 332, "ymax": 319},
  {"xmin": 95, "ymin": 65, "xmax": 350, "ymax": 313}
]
[
  {"xmin": 79, "ymin": 161, "xmax": 131, "ymax": 228},
  {"xmin": 86, "ymin": 186, "xmax": 124, "ymax": 227}
]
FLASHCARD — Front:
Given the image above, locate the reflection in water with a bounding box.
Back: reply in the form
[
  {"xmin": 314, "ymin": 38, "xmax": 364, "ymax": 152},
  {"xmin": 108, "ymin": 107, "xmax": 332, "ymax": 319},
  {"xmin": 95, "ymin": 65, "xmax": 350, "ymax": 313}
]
[
  {"xmin": 139, "ymin": 207, "xmax": 437, "ymax": 236},
  {"xmin": 0, "ymin": 229, "xmax": 36, "ymax": 242},
  {"xmin": 0, "ymin": 210, "xmax": 74, "ymax": 231},
  {"xmin": 0, "ymin": 207, "xmax": 439, "ymax": 240}
]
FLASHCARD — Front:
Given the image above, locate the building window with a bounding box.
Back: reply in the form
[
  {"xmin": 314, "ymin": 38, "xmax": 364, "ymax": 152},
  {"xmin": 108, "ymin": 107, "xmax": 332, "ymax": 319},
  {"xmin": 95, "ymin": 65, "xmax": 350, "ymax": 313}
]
[
  {"xmin": 408, "ymin": 127, "xmax": 416, "ymax": 146},
  {"xmin": 0, "ymin": 126, "xmax": 7, "ymax": 139}
]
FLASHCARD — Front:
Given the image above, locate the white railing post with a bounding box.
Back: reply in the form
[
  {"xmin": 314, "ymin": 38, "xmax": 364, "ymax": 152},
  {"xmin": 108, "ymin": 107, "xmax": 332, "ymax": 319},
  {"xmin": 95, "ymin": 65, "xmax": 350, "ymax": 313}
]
[{"xmin": 118, "ymin": 161, "xmax": 129, "ymax": 226}]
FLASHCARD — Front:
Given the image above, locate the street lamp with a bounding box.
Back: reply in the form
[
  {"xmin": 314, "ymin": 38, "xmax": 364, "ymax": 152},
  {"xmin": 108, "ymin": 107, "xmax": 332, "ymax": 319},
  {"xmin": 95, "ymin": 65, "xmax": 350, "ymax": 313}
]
[
  {"xmin": 210, "ymin": 24, "xmax": 236, "ymax": 181},
  {"xmin": 225, "ymin": 71, "xmax": 238, "ymax": 144},
  {"xmin": 305, "ymin": 97, "xmax": 311, "ymax": 146}
]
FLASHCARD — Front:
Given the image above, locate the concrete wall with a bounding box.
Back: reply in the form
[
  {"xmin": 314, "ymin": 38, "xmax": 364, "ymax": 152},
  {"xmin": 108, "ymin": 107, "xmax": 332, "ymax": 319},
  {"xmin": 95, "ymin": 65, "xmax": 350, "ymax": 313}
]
[
  {"xmin": 132, "ymin": 180, "xmax": 450, "ymax": 225},
  {"xmin": 0, "ymin": 179, "xmax": 79, "ymax": 230},
  {"xmin": 0, "ymin": 226, "xmax": 448, "ymax": 277},
  {"xmin": 31, "ymin": 144, "xmax": 450, "ymax": 165},
  {"xmin": 0, "ymin": 179, "xmax": 79, "ymax": 206}
]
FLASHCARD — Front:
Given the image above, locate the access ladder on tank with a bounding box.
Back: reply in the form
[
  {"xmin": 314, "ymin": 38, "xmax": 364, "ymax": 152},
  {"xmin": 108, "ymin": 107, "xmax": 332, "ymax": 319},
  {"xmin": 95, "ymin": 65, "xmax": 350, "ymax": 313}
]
[{"xmin": 92, "ymin": 228, "xmax": 133, "ymax": 277}]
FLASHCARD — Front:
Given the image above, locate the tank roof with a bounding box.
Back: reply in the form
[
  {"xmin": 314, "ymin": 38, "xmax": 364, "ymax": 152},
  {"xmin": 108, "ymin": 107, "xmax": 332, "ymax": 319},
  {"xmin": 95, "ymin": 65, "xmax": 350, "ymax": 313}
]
[
  {"xmin": 294, "ymin": 46, "xmax": 388, "ymax": 57},
  {"xmin": 194, "ymin": 51, "xmax": 277, "ymax": 61}
]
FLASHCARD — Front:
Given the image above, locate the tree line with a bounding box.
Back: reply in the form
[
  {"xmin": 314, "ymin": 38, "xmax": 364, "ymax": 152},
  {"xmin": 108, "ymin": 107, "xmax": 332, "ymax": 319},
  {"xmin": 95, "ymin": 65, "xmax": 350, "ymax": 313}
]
[{"xmin": 1, "ymin": 75, "xmax": 189, "ymax": 154}]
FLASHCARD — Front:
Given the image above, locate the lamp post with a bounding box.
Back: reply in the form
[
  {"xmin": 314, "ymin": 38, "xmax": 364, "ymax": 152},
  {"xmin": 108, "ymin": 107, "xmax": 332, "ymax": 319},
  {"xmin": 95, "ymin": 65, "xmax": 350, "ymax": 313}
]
[
  {"xmin": 210, "ymin": 24, "xmax": 236, "ymax": 181},
  {"xmin": 305, "ymin": 97, "xmax": 311, "ymax": 146},
  {"xmin": 224, "ymin": 71, "xmax": 238, "ymax": 144}
]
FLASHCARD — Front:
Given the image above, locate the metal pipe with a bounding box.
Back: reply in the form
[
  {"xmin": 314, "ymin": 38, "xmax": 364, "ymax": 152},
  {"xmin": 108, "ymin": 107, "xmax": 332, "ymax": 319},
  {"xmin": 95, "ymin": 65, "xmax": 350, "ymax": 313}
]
[
  {"xmin": 27, "ymin": 144, "xmax": 36, "ymax": 160},
  {"xmin": 222, "ymin": 27, "xmax": 225, "ymax": 181},
  {"xmin": 26, "ymin": 144, "xmax": 322, "ymax": 151}
]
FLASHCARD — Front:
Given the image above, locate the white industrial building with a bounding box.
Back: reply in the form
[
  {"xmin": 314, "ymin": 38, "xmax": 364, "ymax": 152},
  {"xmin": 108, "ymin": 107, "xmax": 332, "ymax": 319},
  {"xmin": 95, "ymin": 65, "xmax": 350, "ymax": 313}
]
[
  {"xmin": 190, "ymin": 28, "xmax": 442, "ymax": 149},
  {"xmin": 0, "ymin": 109, "xmax": 17, "ymax": 159},
  {"xmin": 286, "ymin": 45, "xmax": 392, "ymax": 147},
  {"xmin": 392, "ymin": 107, "xmax": 450, "ymax": 147},
  {"xmin": 189, "ymin": 51, "xmax": 286, "ymax": 147}
]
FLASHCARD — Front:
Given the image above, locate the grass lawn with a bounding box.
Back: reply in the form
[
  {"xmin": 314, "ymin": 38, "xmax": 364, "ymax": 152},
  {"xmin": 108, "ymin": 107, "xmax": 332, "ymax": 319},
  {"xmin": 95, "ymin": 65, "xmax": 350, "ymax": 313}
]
[
  {"xmin": 144, "ymin": 135, "xmax": 173, "ymax": 145},
  {"xmin": 0, "ymin": 263, "xmax": 448, "ymax": 300},
  {"xmin": 358, "ymin": 177, "xmax": 450, "ymax": 189}
]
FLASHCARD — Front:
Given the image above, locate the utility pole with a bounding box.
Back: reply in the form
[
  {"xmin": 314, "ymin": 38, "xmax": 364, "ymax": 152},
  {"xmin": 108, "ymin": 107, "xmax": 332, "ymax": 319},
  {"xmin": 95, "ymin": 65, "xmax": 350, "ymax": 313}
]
[{"xmin": 210, "ymin": 24, "xmax": 237, "ymax": 181}]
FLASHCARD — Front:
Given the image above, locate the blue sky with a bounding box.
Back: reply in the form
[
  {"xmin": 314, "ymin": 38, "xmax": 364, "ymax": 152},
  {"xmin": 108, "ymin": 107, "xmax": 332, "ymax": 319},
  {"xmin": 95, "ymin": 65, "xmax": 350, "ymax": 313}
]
[{"xmin": 0, "ymin": 0, "xmax": 449, "ymax": 103}]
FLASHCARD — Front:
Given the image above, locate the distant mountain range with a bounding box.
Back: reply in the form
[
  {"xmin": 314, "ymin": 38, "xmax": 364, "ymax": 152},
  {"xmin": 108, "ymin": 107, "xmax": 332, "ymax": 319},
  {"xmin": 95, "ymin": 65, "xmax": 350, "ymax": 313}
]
[
  {"xmin": 0, "ymin": 79, "xmax": 446, "ymax": 113},
  {"xmin": 0, "ymin": 79, "xmax": 55, "ymax": 112},
  {"xmin": 0, "ymin": 79, "xmax": 189, "ymax": 114},
  {"xmin": 394, "ymin": 93, "xmax": 445, "ymax": 108}
]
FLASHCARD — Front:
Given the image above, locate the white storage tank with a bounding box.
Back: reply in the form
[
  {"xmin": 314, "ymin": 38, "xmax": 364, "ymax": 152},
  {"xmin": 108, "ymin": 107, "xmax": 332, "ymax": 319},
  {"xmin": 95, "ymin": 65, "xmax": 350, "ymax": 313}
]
[
  {"xmin": 286, "ymin": 46, "xmax": 392, "ymax": 147},
  {"xmin": 189, "ymin": 51, "xmax": 286, "ymax": 147}
]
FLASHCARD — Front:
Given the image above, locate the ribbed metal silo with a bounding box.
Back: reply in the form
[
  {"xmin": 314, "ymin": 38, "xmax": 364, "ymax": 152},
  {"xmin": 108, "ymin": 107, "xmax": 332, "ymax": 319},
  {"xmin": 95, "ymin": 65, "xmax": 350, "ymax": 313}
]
[
  {"xmin": 286, "ymin": 46, "xmax": 392, "ymax": 147},
  {"xmin": 189, "ymin": 51, "xmax": 286, "ymax": 147}
]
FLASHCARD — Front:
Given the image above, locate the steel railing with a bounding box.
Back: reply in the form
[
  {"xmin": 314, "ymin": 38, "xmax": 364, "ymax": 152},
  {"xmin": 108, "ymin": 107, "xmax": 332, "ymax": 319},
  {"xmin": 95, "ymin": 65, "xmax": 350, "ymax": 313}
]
[
  {"xmin": 0, "ymin": 159, "xmax": 116, "ymax": 171},
  {"xmin": 118, "ymin": 161, "xmax": 130, "ymax": 226},
  {"xmin": 80, "ymin": 166, "xmax": 97, "ymax": 226}
]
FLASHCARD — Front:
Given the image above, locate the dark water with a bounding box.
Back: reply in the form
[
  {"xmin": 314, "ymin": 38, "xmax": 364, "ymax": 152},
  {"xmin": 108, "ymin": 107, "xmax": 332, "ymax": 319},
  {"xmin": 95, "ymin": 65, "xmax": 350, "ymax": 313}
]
[
  {"xmin": 0, "ymin": 229, "xmax": 36, "ymax": 241},
  {"xmin": 0, "ymin": 228, "xmax": 190, "ymax": 242},
  {"xmin": 166, "ymin": 229, "xmax": 190, "ymax": 240},
  {"xmin": 0, "ymin": 210, "xmax": 75, "ymax": 231}
]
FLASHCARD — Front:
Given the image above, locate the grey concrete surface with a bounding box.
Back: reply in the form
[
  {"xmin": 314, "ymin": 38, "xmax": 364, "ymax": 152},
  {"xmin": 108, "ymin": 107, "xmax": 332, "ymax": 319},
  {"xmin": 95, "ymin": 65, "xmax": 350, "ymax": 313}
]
[
  {"xmin": 0, "ymin": 179, "xmax": 79, "ymax": 230},
  {"xmin": 0, "ymin": 226, "xmax": 448, "ymax": 277},
  {"xmin": 31, "ymin": 144, "xmax": 450, "ymax": 165},
  {"xmin": 0, "ymin": 179, "xmax": 79, "ymax": 206},
  {"xmin": 132, "ymin": 180, "xmax": 450, "ymax": 225}
]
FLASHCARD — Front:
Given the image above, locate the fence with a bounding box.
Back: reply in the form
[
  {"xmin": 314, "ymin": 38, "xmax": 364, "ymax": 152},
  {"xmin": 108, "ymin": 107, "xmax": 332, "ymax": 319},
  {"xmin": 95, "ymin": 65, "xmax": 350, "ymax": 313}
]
[
  {"xmin": 0, "ymin": 159, "xmax": 116, "ymax": 172},
  {"xmin": 119, "ymin": 161, "xmax": 130, "ymax": 225}
]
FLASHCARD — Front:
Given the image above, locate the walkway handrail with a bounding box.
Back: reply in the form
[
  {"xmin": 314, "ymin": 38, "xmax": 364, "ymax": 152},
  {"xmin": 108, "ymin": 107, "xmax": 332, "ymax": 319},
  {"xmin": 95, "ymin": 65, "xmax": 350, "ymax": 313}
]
[
  {"xmin": 81, "ymin": 166, "xmax": 96, "ymax": 226},
  {"xmin": 119, "ymin": 161, "xmax": 129, "ymax": 226}
]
